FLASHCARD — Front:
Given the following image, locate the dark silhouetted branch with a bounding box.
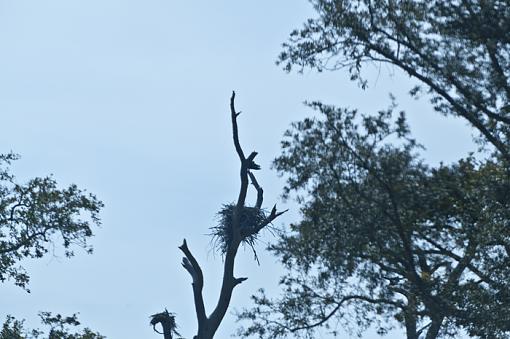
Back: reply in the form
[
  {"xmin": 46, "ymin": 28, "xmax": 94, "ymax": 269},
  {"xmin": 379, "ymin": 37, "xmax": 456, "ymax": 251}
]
[
  {"xmin": 179, "ymin": 239, "xmax": 206, "ymax": 327},
  {"xmin": 248, "ymin": 171, "xmax": 263, "ymax": 209},
  {"xmin": 230, "ymin": 91, "xmax": 245, "ymax": 163},
  {"xmin": 234, "ymin": 277, "xmax": 248, "ymax": 286},
  {"xmin": 254, "ymin": 204, "xmax": 288, "ymax": 233}
]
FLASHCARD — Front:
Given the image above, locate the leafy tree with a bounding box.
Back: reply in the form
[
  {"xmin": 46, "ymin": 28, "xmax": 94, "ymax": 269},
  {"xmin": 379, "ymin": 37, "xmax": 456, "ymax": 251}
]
[
  {"xmin": 0, "ymin": 152, "xmax": 103, "ymax": 290},
  {"xmin": 1, "ymin": 313, "xmax": 105, "ymax": 339},
  {"xmin": 277, "ymin": 0, "xmax": 510, "ymax": 161},
  {"xmin": 151, "ymin": 92, "xmax": 287, "ymax": 339},
  {"xmin": 235, "ymin": 2, "xmax": 510, "ymax": 338},
  {"xmin": 236, "ymin": 102, "xmax": 510, "ymax": 338}
]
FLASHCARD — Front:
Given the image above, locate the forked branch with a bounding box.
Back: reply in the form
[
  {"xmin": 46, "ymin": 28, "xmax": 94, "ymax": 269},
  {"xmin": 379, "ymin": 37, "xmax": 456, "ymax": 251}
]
[
  {"xmin": 248, "ymin": 171, "xmax": 263, "ymax": 209},
  {"xmin": 179, "ymin": 239, "xmax": 206, "ymax": 327},
  {"xmin": 254, "ymin": 204, "xmax": 288, "ymax": 234},
  {"xmin": 175, "ymin": 92, "xmax": 287, "ymax": 339}
]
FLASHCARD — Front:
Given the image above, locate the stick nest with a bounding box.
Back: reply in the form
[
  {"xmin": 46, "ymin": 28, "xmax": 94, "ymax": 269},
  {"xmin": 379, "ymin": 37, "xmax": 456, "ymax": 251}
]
[
  {"xmin": 150, "ymin": 309, "xmax": 181, "ymax": 338},
  {"xmin": 210, "ymin": 203, "xmax": 267, "ymax": 261}
]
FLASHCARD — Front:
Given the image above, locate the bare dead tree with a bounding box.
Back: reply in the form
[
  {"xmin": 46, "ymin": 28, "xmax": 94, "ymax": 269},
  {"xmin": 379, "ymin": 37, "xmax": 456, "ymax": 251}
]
[{"xmin": 151, "ymin": 92, "xmax": 287, "ymax": 339}]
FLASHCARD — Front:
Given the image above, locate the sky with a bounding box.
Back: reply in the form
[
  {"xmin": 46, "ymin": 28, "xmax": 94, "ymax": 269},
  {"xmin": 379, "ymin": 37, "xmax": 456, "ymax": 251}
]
[{"xmin": 0, "ymin": 1, "xmax": 476, "ymax": 339}]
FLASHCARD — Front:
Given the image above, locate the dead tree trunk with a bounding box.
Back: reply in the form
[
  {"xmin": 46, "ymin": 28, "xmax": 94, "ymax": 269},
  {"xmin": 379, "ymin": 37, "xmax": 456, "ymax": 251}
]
[{"xmin": 152, "ymin": 92, "xmax": 286, "ymax": 339}]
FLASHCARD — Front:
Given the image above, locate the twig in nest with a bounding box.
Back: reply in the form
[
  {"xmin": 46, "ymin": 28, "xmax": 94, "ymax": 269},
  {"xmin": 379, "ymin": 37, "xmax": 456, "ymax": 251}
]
[
  {"xmin": 150, "ymin": 309, "xmax": 181, "ymax": 339},
  {"xmin": 210, "ymin": 203, "xmax": 268, "ymax": 263}
]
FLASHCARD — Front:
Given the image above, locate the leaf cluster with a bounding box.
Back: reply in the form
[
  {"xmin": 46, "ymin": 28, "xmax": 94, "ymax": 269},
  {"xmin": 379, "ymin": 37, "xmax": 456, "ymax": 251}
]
[
  {"xmin": 278, "ymin": 0, "xmax": 510, "ymax": 160},
  {"xmin": 1, "ymin": 313, "xmax": 105, "ymax": 339},
  {"xmin": 0, "ymin": 153, "xmax": 103, "ymax": 290},
  {"xmin": 237, "ymin": 102, "xmax": 510, "ymax": 338}
]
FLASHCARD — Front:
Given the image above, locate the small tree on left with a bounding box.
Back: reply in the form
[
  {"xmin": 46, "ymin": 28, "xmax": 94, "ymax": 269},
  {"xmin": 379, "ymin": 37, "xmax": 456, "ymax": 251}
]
[
  {"xmin": 1, "ymin": 152, "xmax": 104, "ymax": 337},
  {"xmin": 1, "ymin": 312, "xmax": 105, "ymax": 339},
  {"xmin": 0, "ymin": 152, "xmax": 103, "ymax": 291}
]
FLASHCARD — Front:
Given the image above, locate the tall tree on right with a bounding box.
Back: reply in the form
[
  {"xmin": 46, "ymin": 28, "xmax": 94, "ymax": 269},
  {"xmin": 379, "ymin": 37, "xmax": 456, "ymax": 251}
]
[
  {"xmin": 237, "ymin": 102, "xmax": 510, "ymax": 339},
  {"xmin": 237, "ymin": 1, "xmax": 510, "ymax": 338},
  {"xmin": 278, "ymin": 0, "xmax": 510, "ymax": 161}
]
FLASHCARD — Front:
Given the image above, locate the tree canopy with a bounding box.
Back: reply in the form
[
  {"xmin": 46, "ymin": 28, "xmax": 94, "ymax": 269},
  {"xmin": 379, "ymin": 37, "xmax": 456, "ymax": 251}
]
[
  {"xmin": 237, "ymin": 101, "xmax": 510, "ymax": 339},
  {"xmin": 236, "ymin": 2, "xmax": 510, "ymax": 338},
  {"xmin": 1, "ymin": 313, "xmax": 105, "ymax": 339},
  {"xmin": 278, "ymin": 0, "xmax": 510, "ymax": 161},
  {"xmin": 0, "ymin": 152, "xmax": 103, "ymax": 290}
]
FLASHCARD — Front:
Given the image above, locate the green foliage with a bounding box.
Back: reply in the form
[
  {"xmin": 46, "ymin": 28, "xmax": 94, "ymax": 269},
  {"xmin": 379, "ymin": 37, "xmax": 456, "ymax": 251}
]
[
  {"xmin": 237, "ymin": 2, "xmax": 510, "ymax": 337},
  {"xmin": 1, "ymin": 316, "xmax": 36, "ymax": 339},
  {"xmin": 1, "ymin": 313, "xmax": 105, "ymax": 339},
  {"xmin": 0, "ymin": 153, "xmax": 103, "ymax": 290},
  {"xmin": 278, "ymin": 0, "xmax": 510, "ymax": 160},
  {"xmin": 237, "ymin": 103, "xmax": 510, "ymax": 338}
]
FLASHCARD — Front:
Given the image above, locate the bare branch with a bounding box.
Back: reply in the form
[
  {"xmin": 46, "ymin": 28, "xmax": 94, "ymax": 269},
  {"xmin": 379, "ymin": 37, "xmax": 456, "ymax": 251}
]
[
  {"xmin": 246, "ymin": 151, "xmax": 260, "ymax": 170},
  {"xmin": 181, "ymin": 257, "xmax": 196, "ymax": 281},
  {"xmin": 248, "ymin": 171, "xmax": 263, "ymax": 209},
  {"xmin": 178, "ymin": 240, "xmax": 203, "ymax": 283},
  {"xmin": 234, "ymin": 277, "xmax": 248, "ymax": 286},
  {"xmin": 231, "ymin": 92, "xmax": 253, "ymax": 213},
  {"xmin": 178, "ymin": 239, "xmax": 207, "ymax": 326},
  {"xmin": 230, "ymin": 91, "xmax": 245, "ymax": 162},
  {"xmin": 288, "ymin": 294, "xmax": 388, "ymax": 333},
  {"xmin": 254, "ymin": 204, "xmax": 288, "ymax": 233}
]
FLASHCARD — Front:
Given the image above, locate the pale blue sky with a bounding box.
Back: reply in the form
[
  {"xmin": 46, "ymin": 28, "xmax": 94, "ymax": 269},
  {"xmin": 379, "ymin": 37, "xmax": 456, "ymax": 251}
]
[{"xmin": 0, "ymin": 1, "xmax": 474, "ymax": 338}]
